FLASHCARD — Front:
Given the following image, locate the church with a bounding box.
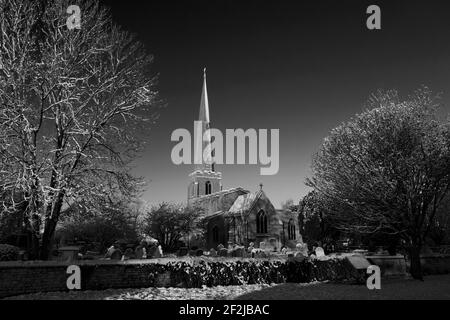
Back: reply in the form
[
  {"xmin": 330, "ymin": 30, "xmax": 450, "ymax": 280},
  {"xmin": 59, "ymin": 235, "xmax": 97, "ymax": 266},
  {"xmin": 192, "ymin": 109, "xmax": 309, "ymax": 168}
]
[{"xmin": 187, "ymin": 69, "xmax": 301, "ymax": 251}]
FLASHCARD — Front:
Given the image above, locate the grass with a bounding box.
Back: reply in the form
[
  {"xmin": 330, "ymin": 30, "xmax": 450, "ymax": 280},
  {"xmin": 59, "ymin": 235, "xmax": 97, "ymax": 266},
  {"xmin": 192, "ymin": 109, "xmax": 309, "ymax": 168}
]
[{"xmin": 236, "ymin": 274, "xmax": 450, "ymax": 300}]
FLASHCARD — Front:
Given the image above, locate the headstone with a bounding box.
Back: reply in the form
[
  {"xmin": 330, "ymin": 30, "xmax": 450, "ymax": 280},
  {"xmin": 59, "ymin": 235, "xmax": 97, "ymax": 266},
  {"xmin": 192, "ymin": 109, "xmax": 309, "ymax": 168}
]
[
  {"xmin": 315, "ymin": 247, "xmax": 325, "ymax": 258},
  {"xmin": 296, "ymin": 243, "xmax": 309, "ymax": 256},
  {"xmin": 147, "ymin": 245, "xmax": 158, "ymax": 258},
  {"xmin": 154, "ymin": 245, "xmax": 163, "ymax": 258},
  {"xmin": 110, "ymin": 249, "xmax": 122, "ymax": 260},
  {"xmin": 135, "ymin": 246, "xmax": 147, "ymax": 259},
  {"xmin": 259, "ymin": 242, "xmax": 266, "ymax": 250},
  {"xmin": 105, "ymin": 245, "xmax": 115, "ymax": 258},
  {"xmin": 346, "ymin": 255, "xmax": 371, "ymax": 270},
  {"xmin": 124, "ymin": 248, "xmax": 135, "ymax": 260}
]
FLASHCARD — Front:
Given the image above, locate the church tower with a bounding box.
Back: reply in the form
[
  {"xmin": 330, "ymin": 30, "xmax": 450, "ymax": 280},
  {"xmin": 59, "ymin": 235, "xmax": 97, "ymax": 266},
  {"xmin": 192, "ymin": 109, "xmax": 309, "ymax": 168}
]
[{"xmin": 188, "ymin": 69, "xmax": 222, "ymax": 202}]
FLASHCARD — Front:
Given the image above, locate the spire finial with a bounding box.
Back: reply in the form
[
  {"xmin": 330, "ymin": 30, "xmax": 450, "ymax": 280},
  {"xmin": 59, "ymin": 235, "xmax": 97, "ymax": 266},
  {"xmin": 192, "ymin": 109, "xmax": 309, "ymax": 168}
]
[{"xmin": 203, "ymin": 67, "xmax": 207, "ymax": 79}]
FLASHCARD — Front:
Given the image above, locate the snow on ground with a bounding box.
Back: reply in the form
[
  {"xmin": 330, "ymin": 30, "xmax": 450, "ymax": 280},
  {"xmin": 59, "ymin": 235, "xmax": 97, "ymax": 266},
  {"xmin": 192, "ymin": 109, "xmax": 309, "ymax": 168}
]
[{"xmin": 5, "ymin": 275, "xmax": 450, "ymax": 300}]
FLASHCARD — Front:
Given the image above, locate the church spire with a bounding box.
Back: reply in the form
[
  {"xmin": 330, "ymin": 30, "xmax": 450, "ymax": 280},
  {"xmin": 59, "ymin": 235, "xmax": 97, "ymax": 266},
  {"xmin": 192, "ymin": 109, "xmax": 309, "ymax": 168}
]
[
  {"xmin": 188, "ymin": 68, "xmax": 222, "ymax": 202},
  {"xmin": 199, "ymin": 67, "xmax": 210, "ymax": 123},
  {"xmin": 196, "ymin": 67, "xmax": 213, "ymax": 171}
]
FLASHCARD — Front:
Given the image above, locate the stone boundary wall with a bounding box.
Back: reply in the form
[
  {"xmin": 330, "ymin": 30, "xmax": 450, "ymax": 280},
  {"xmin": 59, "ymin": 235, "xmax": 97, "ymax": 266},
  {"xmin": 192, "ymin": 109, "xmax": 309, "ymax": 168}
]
[
  {"xmin": 0, "ymin": 257, "xmax": 282, "ymax": 298},
  {"xmin": 366, "ymin": 255, "xmax": 407, "ymax": 277},
  {"xmin": 1, "ymin": 254, "xmax": 449, "ymax": 299}
]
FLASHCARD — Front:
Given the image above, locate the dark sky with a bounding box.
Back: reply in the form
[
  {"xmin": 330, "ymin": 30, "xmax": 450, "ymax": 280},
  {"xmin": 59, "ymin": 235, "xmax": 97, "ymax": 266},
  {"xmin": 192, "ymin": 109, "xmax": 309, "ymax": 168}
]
[{"xmin": 99, "ymin": 0, "xmax": 450, "ymax": 207}]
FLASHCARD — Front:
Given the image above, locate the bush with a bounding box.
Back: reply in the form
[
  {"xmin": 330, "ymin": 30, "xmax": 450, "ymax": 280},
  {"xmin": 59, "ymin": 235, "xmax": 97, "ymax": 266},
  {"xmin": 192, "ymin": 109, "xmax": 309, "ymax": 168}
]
[{"xmin": 0, "ymin": 244, "xmax": 20, "ymax": 261}]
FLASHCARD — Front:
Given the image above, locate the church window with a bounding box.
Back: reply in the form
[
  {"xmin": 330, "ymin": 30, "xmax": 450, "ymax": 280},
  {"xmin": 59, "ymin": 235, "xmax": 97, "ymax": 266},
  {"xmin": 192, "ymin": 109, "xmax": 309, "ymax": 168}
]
[
  {"xmin": 212, "ymin": 225, "xmax": 219, "ymax": 243},
  {"xmin": 288, "ymin": 219, "xmax": 296, "ymax": 240},
  {"xmin": 257, "ymin": 210, "xmax": 268, "ymax": 234},
  {"xmin": 205, "ymin": 181, "xmax": 212, "ymax": 195}
]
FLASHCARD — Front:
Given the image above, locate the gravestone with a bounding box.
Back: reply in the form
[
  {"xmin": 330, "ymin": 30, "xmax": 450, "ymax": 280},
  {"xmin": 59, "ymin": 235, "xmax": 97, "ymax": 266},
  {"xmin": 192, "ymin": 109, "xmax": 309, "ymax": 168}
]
[
  {"xmin": 124, "ymin": 248, "xmax": 135, "ymax": 260},
  {"xmin": 347, "ymin": 255, "xmax": 371, "ymax": 270},
  {"xmin": 110, "ymin": 249, "xmax": 122, "ymax": 260},
  {"xmin": 296, "ymin": 243, "xmax": 309, "ymax": 256},
  {"xmin": 259, "ymin": 242, "xmax": 266, "ymax": 250},
  {"xmin": 147, "ymin": 245, "xmax": 158, "ymax": 258},
  {"xmin": 135, "ymin": 246, "xmax": 146, "ymax": 259},
  {"xmin": 315, "ymin": 247, "xmax": 325, "ymax": 258},
  {"xmin": 154, "ymin": 245, "xmax": 163, "ymax": 258}
]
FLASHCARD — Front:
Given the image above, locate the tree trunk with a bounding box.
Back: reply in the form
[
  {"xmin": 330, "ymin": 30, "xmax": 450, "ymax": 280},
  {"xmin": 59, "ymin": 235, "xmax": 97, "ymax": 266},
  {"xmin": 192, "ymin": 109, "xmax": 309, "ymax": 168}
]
[
  {"xmin": 408, "ymin": 243, "xmax": 423, "ymax": 280},
  {"xmin": 39, "ymin": 192, "xmax": 65, "ymax": 260},
  {"xmin": 39, "ymin": 218, "xmax": 57, "ymax": 260},
  {"xmin": 29, "ymin": 231, "xmax": 41, "ymax": 260}
]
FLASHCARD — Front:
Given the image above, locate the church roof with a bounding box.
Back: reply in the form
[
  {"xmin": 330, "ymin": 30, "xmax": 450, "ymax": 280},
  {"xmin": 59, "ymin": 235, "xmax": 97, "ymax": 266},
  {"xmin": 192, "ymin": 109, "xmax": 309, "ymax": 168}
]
[
  {"xmin": 192, "ymin": 187, "xmax": 248, "ymax": 202},
  {"xmin": 228, "ymin": 190, "xmax": 262, "ymax": 214},
  {"xmin": 203, "ymin": 210, "xmax": 224, "ymax": 219}
]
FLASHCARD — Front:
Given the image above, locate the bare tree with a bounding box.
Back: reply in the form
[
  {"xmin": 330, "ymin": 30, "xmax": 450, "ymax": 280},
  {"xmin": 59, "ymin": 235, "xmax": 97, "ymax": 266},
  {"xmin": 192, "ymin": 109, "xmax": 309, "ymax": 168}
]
[
  {"xmin": 0, "ymin": 0, "xmax": 159, "ymax": 259},
  {"xmin": 143, "ymin": 203, "xmax": 206, "ymax": 252},
  {"xmin": 307, "ymin": 88, "xmax": 450, "ymax": 279}
]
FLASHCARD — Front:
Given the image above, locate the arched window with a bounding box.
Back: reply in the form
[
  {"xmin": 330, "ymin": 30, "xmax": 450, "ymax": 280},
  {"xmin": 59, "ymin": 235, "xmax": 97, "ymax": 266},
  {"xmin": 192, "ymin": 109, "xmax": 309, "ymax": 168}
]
[
  {"xmin": 205, "ymin": 181, "xmax": 212, "ymax": 195},
  {"xmin": 288, "ymin": 219, "xmax": 296, "ymax": 240},
  {"xmin": 257, "ymin": 210, "xmax": 268, "ymax": 234},
  {"xmin": 212, "ymin": 225, "xmax": 219, "ymax": 243}
]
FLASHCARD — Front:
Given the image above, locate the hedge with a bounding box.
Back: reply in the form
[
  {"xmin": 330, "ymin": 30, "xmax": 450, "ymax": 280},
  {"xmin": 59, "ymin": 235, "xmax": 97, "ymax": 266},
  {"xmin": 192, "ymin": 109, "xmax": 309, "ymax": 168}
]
[{"xmin": 92, "ymin": 257, "xmax": 366, "ymax": 289}]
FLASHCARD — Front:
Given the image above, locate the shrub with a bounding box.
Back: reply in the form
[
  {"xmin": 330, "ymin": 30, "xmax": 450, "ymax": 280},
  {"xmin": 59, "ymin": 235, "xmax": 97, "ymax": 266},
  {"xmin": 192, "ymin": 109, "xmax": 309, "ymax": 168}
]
[{"xmin": 0, "ymin": 244, "xmax": 20, "ymax": 261}]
